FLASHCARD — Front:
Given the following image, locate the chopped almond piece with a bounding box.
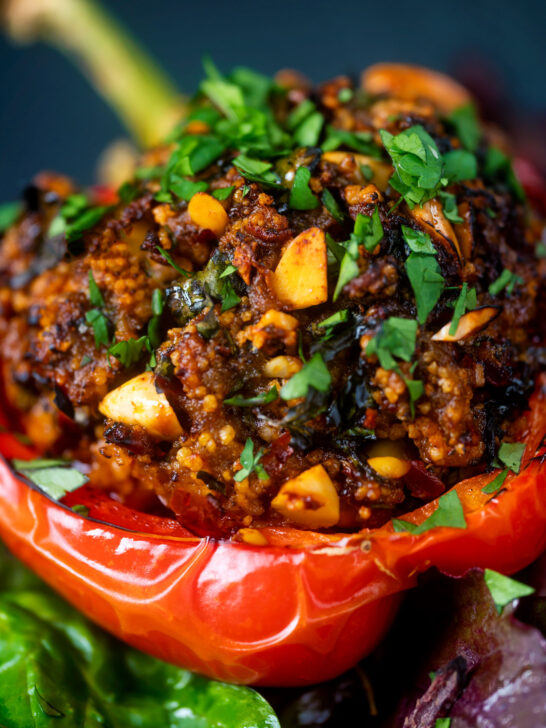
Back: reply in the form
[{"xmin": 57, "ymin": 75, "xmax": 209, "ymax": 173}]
[
  {"xmin": 271, "ymin": 465, "xmax": 340, "ymax": 529},
  {"xmin": 99, "ymin": 371, "xmax": 182, "ymax": 440},
  {"xmin": 411, "ymin": 198, "xmax": 463, "ymax": 263},
  {"xmin": 273, "ymin": 227, "xmax": 328, "ymax": 309},
  {"xmin": 432, "ymin": 307, "xmax": 500, "ymax": 342}
]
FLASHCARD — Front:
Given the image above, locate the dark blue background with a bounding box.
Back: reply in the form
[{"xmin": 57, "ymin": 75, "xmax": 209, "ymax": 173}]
[{"xmin": 1, "ymin": 0, "xmax": 545, "ymax": 199}]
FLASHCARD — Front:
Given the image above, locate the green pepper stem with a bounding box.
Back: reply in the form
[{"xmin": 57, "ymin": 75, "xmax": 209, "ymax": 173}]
[{"xmin": 2, "ymin": 0, "xmax": 186, "ymax": 146}]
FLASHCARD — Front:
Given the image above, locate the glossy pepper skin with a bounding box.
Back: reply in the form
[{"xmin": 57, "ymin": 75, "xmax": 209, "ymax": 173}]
[{"xmin": 0, "ymin": 376, "xmax": 544, "ymax": 686}]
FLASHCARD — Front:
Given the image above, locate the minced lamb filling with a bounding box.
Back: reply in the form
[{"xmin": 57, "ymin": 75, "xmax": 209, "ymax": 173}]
[{"xmin": 0, "ymin": 64, "xmax": 544, "ymax": 537}]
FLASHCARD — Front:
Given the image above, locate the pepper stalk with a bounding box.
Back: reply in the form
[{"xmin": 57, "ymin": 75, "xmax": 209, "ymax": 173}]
[{"xmin": 2, "ymin": 0, "xmax": 186, "ymax": 147}]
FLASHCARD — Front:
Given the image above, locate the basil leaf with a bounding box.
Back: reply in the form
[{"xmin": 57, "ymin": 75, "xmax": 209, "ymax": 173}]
[
  {"xmin": 280, "ymin": 352, "xmax": 331, "ymax": 400},
  {"xmin": 0, "ymin": 545, "xmax": 280, "ymax": 728},
  {"xmin": 498, "ymin": 441, "xmax": 526, "ymax": 474},
  {"xmin": 392, "ymin": 489, "xmax": 466, "ymax": 534},
  {"xmin": 224, "ymin": 385, "xmax": 278, "ymax": 407},
  {"xmin": 12, "ymin": 459, "xmax": 88, "ymax": 500},
  {"xmin": 366, "ymin": 317, "xmax": 418, "ymax": 371},
  {"xmin": 289, "ymin": 167, "xmax": 318, "ymax": 210},
  {"xmin": 481, "ymin": 468, "xmax": 509, "ymax": 495},
  {"xmin": 0, "ymin": 201, "xmax": 22, "ymax": 232},
  {"xmin": 321, "ymin": 189, "xmax": 345, "ymax": 222},
  {"xmin": 484, "ymin": 569, "xmax": 534, "ymax": 614},
  {"xmin": 447, "ymin": 103, "xmax": 481, "ymax": 152}
]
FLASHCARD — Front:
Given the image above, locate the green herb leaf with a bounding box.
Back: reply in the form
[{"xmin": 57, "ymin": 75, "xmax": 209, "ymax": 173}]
[
  {"xmin": 484, "ymin": 568, "xmax": 534, "ymax": 614},
  {"xmin": 117, "ymin": 181, "xmax": 140, "ymax": 204},
  {"xmin": 12, "ymin": 459, "xmax": 88, "ymax": 500},
  {"xmin": 170, "ymin": 177, "xmax": 209, "ymax": 201},
  {"xmin": 498, "ymin": 441, "xmax": 526, "ymax": 474},
  {"xmin": 338, "ymin": 88, "xmax": 353, "ymax": 103},
  {"xmin": 333, "ymin": 209, "xmax": 383, "ymax": 300},
  {"xmin": 442, "ymin": 149, "xmax": 478, "ymax": 183},
  {"xmin": 293, "ymin": 111, "xmax": 324, "ymax": 147},
  {"xmin": 438, "ymin": 190, "xmax": 463, "ymax": 223},
  {"xmin": 535, "ymin": 242, "xmax": 546, "ymax": 258},
  {"xmin": 289, "ymin": 167, "xmax": 319, "ymax": 210},
  {"xmin": 449, "ymin": 282, "xmax": 477, "ymax": 335},
  {"xmin": 447, "ymin": 103, "xmax": 481, "ymax": 152},
  {"xmin": 134, "ymin": 165, "xmax": 164, "ymax": 180},
  {"xmin": 481, "ymin": 468, "xmax": 510, "ymax": 494},
  {"xmin": 321, "ymin": 189, "xmax": 345, "ymax": 222},
  {"xmin": 318, "ymin": 310, "xmax": 349, "ymax": 332},
  {"xmin": 212, "ymin": 186, "xmax": 235, "ymax": 200},
  {"xmin": 484, "ymin": 146, "xmax": 525, "ymax": 201},
  {"xmin": 402, "ymin": 225, "xmax": 436, "ymax": 254},
  {"xmin": 224, "ymin": 385, "xmax": 278, "ymax": 407},
  {"xmin": 234, "ymin": 438, "xmax": 270, "ymax": 482},
  {"xmin": 366, "ymin": 317, "xmax": 418, "ymax": 371},
  {"xmin": 404, "ymin": 377, "xmax": 425, "ymax": 417},
  {"xmin": 0, "ymin": 543, "xmax": 280, "ymax": 728},
  {"xmin": 435, "ymin": 720, "xmax": 452, "ymax": 728},
  {"xmin": 0, "ymin": 201, "xmax": 22, "ymax": 232},
  {"xmin": 88, "ymin": 270, "xmax": 105, "ymax": 308},
  {"xmin": 85, "ymin": 309, "xmax": 111, "ymax": 348},
  {"xmin": 280, "ymin": 352, "xmax": 331, "ymax": 400},
  {"xmin": 156, "ymin": 245, "xmax": 191, "ymax": 277},
  {"xmin": 488, "ymin": 268, "xmax": 523, "ymax": 296},
  {"xmin": 108, "ymin": 336, "xmax": 149, "ymax": 368},
  {"xmin": 323, "ymin": 126, "xmax": 380, "ymax": 157},
  {"xmin": 233, "ymin": 155, "xmax": 281, "ymax": 188},
  {"xmin": 219, "ymin": 266, "xmax": 242, "ymax": 311},
  {"xmin": 151, "ymin": 288, "xmax": 164, "ymax": 317},
  {"xmin": 406, "ymin": 253, "xmax": 445, "ymax": 324},
  {"xmin": 392, "ymin": 489, "xmax": 466, "ymax": 534},
  {"xmin": 333, "ymin": 238, "xmax": 360, "ymax": 301}
]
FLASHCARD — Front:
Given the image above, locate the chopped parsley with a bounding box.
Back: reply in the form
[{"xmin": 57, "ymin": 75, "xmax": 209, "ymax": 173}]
[
  {"xmin": 380, "ymin": 125, "xmax": 477, "ymax": 208},
  {"xmin": 484, "ymin": 569, "xmax": 534, "ymax": 614},
  {"xmin": 488, "ymin": 268, "xmax": 523, "ymax": 296},
  {"xmin": 49, "ymin": 194, "xmax": 111, "ymax": 245},
  {"xmin": 536, "ymin": 242, "xmax": 546, "ymax": 258},
  {"xmin": 323, "ymin": 126, "xmax": 380, "ymax": 158},
  {"xmin": 224, "ymin": 385, "xmax": 278, "ymax": 407},
  {"xmin": 435, "ymin": 720, "xmax": 451, "ymax": 728},
  {"xmin": 289, "ymin": 167, "xmax": 318, "ymax": 210},
  {"xmin": 85, "ymin": 308, "xmax": 110, "ymax": 349},
  {"xmin": 147, "ymin": 289, "xmax": 165, "ymax": 349},
  {"xmin": 293, "ymin": 109, "xmax": 324, "ymax": 147},
  {"xmin": 484, "ymin": 146, "xmax": 525, "ymax": 202},
  {"xmin": 280, "ymin": 352, "xmax": 331, "ymax": 401},
  {"xmin": 317, "ymin": 310, "xmax": 349, "ymax": 338},
  {"xmin": 338, "ymin": 88, "xmax": 353, "ymax": 103},
  {"xmin": 438, "ymin": 190, "xmax": 463, "ymax": 223},
  {"xmin": 404, "ymin": 376, "xmax": 425, "ymax": 417},
  {"xmin": 219, "ymin": 265, "xmax": 242, "ymax": 311},
  {"xmin": 156, "ymin": 245, "xmax": 191, "ymax": 277},
  {"xmin": 392, "ymin": 489, "xmax": 466, "ymax": 534},
  {"xmin": 481, "ymin": 468, "xmax": 510, "ymax": 495},
  {"xmin": 169, "ymin": 178, "xmax": 209, "ymax": 201},
  {"xmin": 447, "ymin": 103, "xmax": 481, "ymax": 152},
  {"xmin": 366, "ymin": 317, "xmax": 418, "ymax": 371},
  {"xmin": 333, "ymin": 208, "xmax": 383, "ymax": 301},
  {"xmin": 482, "ymin": 440, "xmax": 526, "ymax": 494},
  {"xmin": 449, "ymin": 282, "xmax": 477, "ymax": 335},
  {"xmin": 0, "ymin": 201, "xmax": 22, "ymax": 233},
  {"xmin": 108, "ymin": 336, "xmax": 150, "ymax": 368},
  {"xmin": 88, "ymin": 270, "xmax": 105, "ymax": 308},
  {"xmin": 211, "ymin": 186, "xmax": 235, "ymax": 201},
  {"xmin": 321, "ymin": 189, "xmax": 345, "ymax": 222},
  {"xmin": 234, "ymin": 438, "xmax": 269, "ymax": 482},
  {"xmin": 233, "ymin": 155, "xmax": 281, "ymax": 188},
  {"xmin": 402, "ymin": 226, "xmax": 445, "ymax": 324},
  {"xmin": 12, "ymin": 458, "xmax": 88, "ymax": 500}
]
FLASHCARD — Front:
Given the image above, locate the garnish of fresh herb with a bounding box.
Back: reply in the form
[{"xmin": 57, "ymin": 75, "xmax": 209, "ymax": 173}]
[
  {"xmin": 233, "ymin": 155, "xmax": 281, "ymax": 188},
  {"xmin": 333, "ymin": 208, "xmax": 383, "ymax": 301},
  {"xmin": 49, "ymin": 194, "xmax": 111, "ymax": 244},
  {"xmin": 447, "ymin": 103, "xmax": 481, "ymax": 152},
  {"xmin": 280, "ymin": 352, "xmax": 331, "ymax": 401},
  {"xmin": 147, "ymin": 288, "xmax": 165, "ymax": 349},
  {"xmin": 403, "ymin": 226, "xmax": 445, "ymax": 325},
  {"xmin": 438, "ymin": 190, "xmax": 463, "ymax": 223},
  {"xmin": 108, "ymin": 336, "xmax": 150, "ymax": 368},
  {"xmin": 321, "ymin": 189, "xmax": 345, "ymax": 222},
  {"xmin": 234, "ymin": 439, "xmax": 269, "ymax": 482},
  {"xmin": 484, "ymin": 146, "xmax": 525, "ymax": 202},
  {"xmin": 322, "ymin": 126, "xmax": 380, "ymax": 158},
  {"xmin": 156, "ymin": 245, "xmax": 191, "ymax": 277},
  {"xmin": 212, "ymin": 186, "xmax": 235, "ymax": 201},
  {"xmin": 12, "ymin": 458, "xmax": 88, "ymax": 500},
  {"xmin": 392, "ymin": 489, "xmax": 466, "ymax": 534},
  {"xmin": 219, "ymin": 265, "xmax": 242, "ymax": 311},
  {"xmin": 88, "ymin": 270, "xmax": 105, "ymax": 308},
  {"xmin": 484, "ymin": 569, "xmax": 534, "ymax": 614},
  {"xmin": 0, "ymin": 201, "xmax": 22, "ymax": 233},
  {"xmin": 85, "ymin": 309, "xmax": 111, "ymax": 349},
  {"xmin": 366, "ymin": 316, "xmax": 418, "ymax": 371},
  {"xmin": 289, "ymin": 167, "xmax": 319, "ymax": 210},
  {"xmin": 488, "ymin": 268, "xmax": 523, "ymax": 296},
  {"xmin": 449, "ymin": 282, "xmax": 477, "ymax": 335},
  {"xmin": 482, "ymin": 440, "xmax": 526, "ymax": 494},
  {"xmin": 224, "ymin": 385, "xmax": 278, "ymax": 407}
]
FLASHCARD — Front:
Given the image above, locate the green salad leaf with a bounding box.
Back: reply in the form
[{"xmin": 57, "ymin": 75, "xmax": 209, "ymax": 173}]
[{"xmin": 0, "ymin": 544, "xmax": 280, "ymax": 728}]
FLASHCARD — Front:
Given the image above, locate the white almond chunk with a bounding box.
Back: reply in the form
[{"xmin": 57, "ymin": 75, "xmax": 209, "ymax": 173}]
[
  {"xmin": 271, "ymin": 464, "xmax": 340, "ymax": 529},
  {"xmin": 99, "ymin": 371, "xmax": 182, "ymax": 440},
  {"xmin": 432, "ymin": 307, "xmax": 500, "ymax": 342},
  {"xmin": 273, "ymin": 227, "xmax": 328, "ymax": 310}
]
